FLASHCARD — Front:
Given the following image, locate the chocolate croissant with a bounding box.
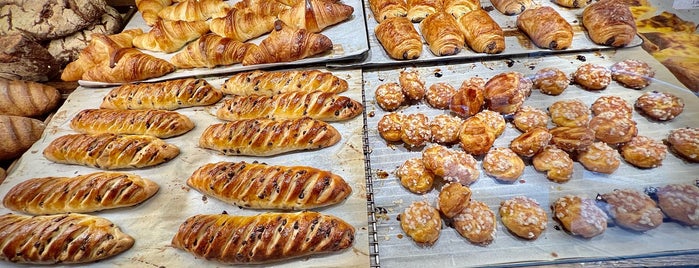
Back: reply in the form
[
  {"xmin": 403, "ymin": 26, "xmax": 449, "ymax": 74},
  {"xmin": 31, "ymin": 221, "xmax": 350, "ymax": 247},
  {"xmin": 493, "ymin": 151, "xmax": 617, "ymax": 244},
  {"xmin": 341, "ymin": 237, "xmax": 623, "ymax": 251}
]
[
  {"xmin": 407, "ymin": 0, "xmax": 442, "ymax": 22},
  {"xmin": 43, "ymin": 133, "xmax": 179, "ymax": 169},
  {"xmin": 443, "ymin": 0, "xmax": 480, "ymax": 17},
  {"xmin": 171, "ymin": 211, "xmax": 355, "ymax": 264},
  {"xmin": 457, "ymin": 9, "xmax": 505, "ymax": 54},
  {"xmin": 70, "ymin": 109, "xmax": 194, "ymax": 138},
  {"xmin": 517, "ymin": 6, "xmax": 573, "ymax": 50},
  {"xmin": 489, "ymin": 0, "xmax": 534, "ymax": 15},
  {"xmin": 582, "ymin": 0, "xmax": 637, "ymax": 47},
  {"xmin": 368, "ymin": 0, "xmax": 408, "ymax": 23},
  {"xmin": 209, "ymin": 8, "xmax": 276, "ymax": 42},
  {"xmin": 81, "ymin": 48, "xmax": 175, "ymax": 83},
  {"xmin": 278, "ymin": 0, "xmax": 354, "ymax": 32},
  {"xmin": 199, "ymin": 117, "xmax": 341, "ymax": 156},
  {"xmin": 374, "ymin": 16, "xmax": 423, "ymax": 60},
  {"xmin": 187, "ymin": 161, "xmax": 352, "ymax": 210},
  {"xmin": 220, "ymin": 70, "xmax": 348, "ymax": 96},
  {"xmin": 419, "ymin": 11, "xmax": 464, "ymax": 56},
  {"xmin": 170, "ymin": 33, "xmax": 253, "ymax": 69},
  {"xmin": 100, "ymin": 78, "xmax": 223, "ymax": 110},
  {"xmin": 242, "ymin": 21, "xmax": 333, "ymax": 65}
]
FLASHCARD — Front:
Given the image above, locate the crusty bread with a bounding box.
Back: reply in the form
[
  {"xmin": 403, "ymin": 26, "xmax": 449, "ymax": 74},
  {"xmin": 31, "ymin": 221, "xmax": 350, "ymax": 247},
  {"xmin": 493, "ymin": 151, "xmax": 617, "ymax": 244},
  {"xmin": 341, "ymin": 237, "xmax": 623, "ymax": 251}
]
[
  {"xmin": 70, "ymin": 109, "xmax": 194, "ymax": 138},
  {"xmin": 0, "ymin": 115, "xmax": 45, "ymax": 161},
  {"xmin": 43, "ymin": 133, "xmax": 179, "ymax": 169},
  {"xmin": 100, "ymin": 78, "xmax": 223, "ymax": 110},
  {"xmin": 0, "ymin": 77, "xmax": 61, "ymax": 117},
  {"xmin": 3, "ymin": 172, "xmax": 159, "ymax": 214},
  {"xmin": 0, "ymin": 213, "xmax": 134, "ymax": 264},
  {"xmin": 220, "ymin": 70, "xmax": 348, "ymax": 96},
  {"xmin": 199, "ymin": 117, "xmax": 341, "ymax": 156},
  {"xmin": 171, "ymin": 211, "xmax": 355, "ymax": 264},
  {"xmin": 187, "ymin": 161, "xmax": 351, "ymax": 210}
]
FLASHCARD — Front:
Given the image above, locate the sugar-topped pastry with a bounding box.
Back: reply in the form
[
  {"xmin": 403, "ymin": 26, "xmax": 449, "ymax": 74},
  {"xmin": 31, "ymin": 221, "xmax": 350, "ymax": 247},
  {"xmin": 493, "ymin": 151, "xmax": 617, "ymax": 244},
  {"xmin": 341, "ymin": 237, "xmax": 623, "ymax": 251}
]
[
  {"xmin": 375, "ymin": 82, "xmax": 406, "ymax": 111},
  {"xmin": 453, "ymin": 200, "xmax": 497, "ymax": 244},
  {"xmin": 425, "ymin": 82, "xmax": 457, "ymax": 109},
  {"xmin": 450, "ymin": 80, "xmax": 484, "ymax": 118},
  {"xmin": 533, "ymin": 67, "xmax": 569, "ymax": 95},
  {"xmin": 635, "ymin": 91, "xmax": 684, "ymax": 121},
  {"xmin": 620, "ymin": 135, "xmax": 667, "ymax": 168},
  {"xmin": 600, "ymin": 189, "xmax": 663, "ymax": 231},
  {"xmin": 666, "ymin": 127, "xmax": 699, "ymax": 163},
  {"xmin": 591, "ymin": 95, "xmax": 633, "ymax": 119},
  {"xmin": 438, "ymin": 182, "xmax": 472, "ymax": 218},
  {"xmin": 483, "ymin": 147, "xmax": 525, "ymax": 182},
  {"xmin": 396, "ymin": 157, "xmax": 435, "ymax": 194},
  {"xmin": 510, "ymin": 127, "xmax": 552, "ymax": 157},
  {"xmin": 422, "ymin": 144, "xmax": 480, "ymax": 185},
  {"xmin": 378, "ymin": 112, "xmax": 405, "ymax": 142},
  {"xmin": 401, "ymin": 113, "xmax": 432, "ymax": 148},
  {"xmin": 474, "ymin": 109, "xmax": 506, "ymax": 137},
  {"xmin": 610, "ymin": 59, "xmax": 654, "ymax": 89},
  {"xmin": 533, "ymin": 145, "xmax": 573, "ymax": 183},
  {"xmin": 499, "ymin": 196, "xmax": 548, "ymax": 240},
  {"xmin": 573, "ymin": 63, "xmax": 611, "ymax": 90},
  {"xmin": 578, "ymin": 142, "xmax": 621, "ymax": 174},
  {"xmin": 656, "ymin": 184, "xmax": 699, "ymax": 227},
  {"xmin": 484, "ymin": 72, "xmax": 532, "ymax": 115},
  {"xmin": 513, "ymin": 105, "xmax": 549, "ymax": 132},
  {"xmin": 549, "ymin": 126, "xmax": 595, "ymax": 152},
  {"xmin": 552, "ymin": 195, "xmax": 607, "ymax": 238},
  {"xmin": 399, "ymin": 68, "xmax": 426, "ymax": 101},
  {"xmin": 459, "ymin": 115, "xmax": 496, "ymax": 155},
  {"xmin": 588, "ymin": 111, "xmax": 638, "ymax": 144},
  {"xmin": 549, "ymin": 99, "xmax": 590, "ymax": 127},
  {"xmin": 400, "ymin": 200, "xmax": 442, "ymax": 244},
  {"xmin": 430, "ymin": 114, "xmax": 463, "ymax": 144}
]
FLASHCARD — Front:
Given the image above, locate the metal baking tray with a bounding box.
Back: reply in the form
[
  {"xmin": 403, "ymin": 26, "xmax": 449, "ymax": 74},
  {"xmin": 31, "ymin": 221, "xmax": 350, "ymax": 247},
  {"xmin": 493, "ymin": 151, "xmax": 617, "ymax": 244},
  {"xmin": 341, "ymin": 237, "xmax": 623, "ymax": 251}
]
[{"xmin": 363, "ymin": 49, "xmax": 699, "ymax": 267}]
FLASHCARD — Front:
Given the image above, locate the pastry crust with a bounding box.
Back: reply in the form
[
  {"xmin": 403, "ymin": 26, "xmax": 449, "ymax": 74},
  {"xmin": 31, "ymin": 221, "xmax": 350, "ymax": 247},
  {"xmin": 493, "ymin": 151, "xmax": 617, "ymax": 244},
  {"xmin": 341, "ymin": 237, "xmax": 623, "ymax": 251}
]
[
  {"xmin": 499, "ymin": 196, "xmax": 548, "ymax": 240},
  {"xmin": 459, "ymin": 115, "xmax": 496, "ymax": 155},
  {"xmin": 600, "ymin": 189, "xmax": 663, "ymax": 231},
  {"xmin": 553, "ymin": 0, "xmax": 591, "ymax": 8},
  {"xmin": 656, "ymin": 184, "xmax": 699, "ymax": 226},
  {"xmin": 611, "ymin": 59, "xmax": 655, "ymax": 89},
  {"xmin": 457, "ymin": 9, "xmax": 505, "ymax": 54},
  {"xmin": 171, "ymin": 33, "xmax": 253, "ymax": 68},
  {"xmin": 375, "ymin": 82, "xmax": 406, "ymax": 111},
  {"xmin": 0, "ymin": 115, "xmax": 45, "ymax": 161},
  {"xmin": 591, "ymin": 95, "xmax": 633, "ymax": 118},
  {"xmin": 407, "ymin": 0, "xmax": 442, "ymax": 22},
  {"xmin": 474, "ymin": 109, "xmax": 506, "ymax": 137},
  {"xmin": 399, "ymin": 69, "xmax": 426, "ymax": 100},
  {"xmin": 82, "ymin": 48, "xmax": 175, "ymax": 83},
  {"xmin": 513, "ymin": 105, "xmax": 548, "ymax": 132},
  {"xmin": 620, "ymin": 135, "xmax": 667, "ymax": 168},
  {"xmin": 438, "ymin": 182, "xmax": 472, "ymax": 218},
  {"xmin": 430, "ymin": 114, "xmax": 463, "ymax": 144},
  {"xmin": 516, "ymin": 6, "xmax": 573, "ymax": 50},
  {"xmin": 549, "ymin": 99, "xmax": 590, "ymax": 127},
  {"xmin": 510, "ymin": 127, "xmax": 552, "ymax": 157},
  {"xmin": 101, "ymin": 78, "xmax": 223, "ymax": 110},
  {"xmin": 452, "ymin": 200, "xmax": 497, "ymax": 244},
  {"xmin": 444, "ymin": 0, "xmax": 481, "ymax": 18},
  {"xmin": 666, "ymin": 127, "xmax": 699, "ymax": 163},
  {"xmin": 378, "ymin": 112, "xmax": 405, "ymax": 142},
  {"xmin": 132, "ymin": 20, "xmax": 210, "ymax": 53},
  {"xmin": 573, "ymin": 63, "xmax": 612, "ymax": 90},
  {"xmin": 425, "ymin": 82, "xmax": 457, "ymax": 109},
  {"xmin": 578, "ymin": 141, "xmax": 621, "ymax": 174},
  {"xmin": 635, "ymin": 91, "xmax": 684, "ymax": 121},
  {"xmin": 0, "ymin": 77, "xmax": 61, "ymax": 117},
  {"xmin": 396, "ymin": 157, "xmax": 435, "ymax": 194},
  {"xmin": 400, "ymin": 200, "xmax": 442, "ymax": 244},
  {"xmin": 401, "ymin": 113, "xmax": 432, "ymax": 148},
  {"xmin": 484, "ymin": 72, "xmax": 532, "ymax": 115},
  {"xmin": 549, "ymin": 126, "xmax": 595, "ymax": 152},
  {"xmin": 419, "ymin": 11, "xmax": 464, "ymax": 56},
  {"xmin": 450, "ymin": 79, "xmax": 484, "ymax": 118},
  {"xmin": 582, "ymin": 0, "xmax": 637, "ymax": 47},
  {"xmin": 70, "ymin": 109, "xmax": 194, "ymax": 138},
  {"xmin": 552, "ymin": 195, "xmax": 607, "ymax": 238},
  {"xmin": 242, "ymin": 21, "xmax": 333, "ymax": 65},
  {"xmin": 483, "ymin": 147, "xmax": 525, "ymax": 182},
  {"xmin": 589, "ymin": 111, "xmax": 638, "ymax": 144},
  {"xmin": 221, "ymin": 70, "xmax": 348, "ymax": 96},
  {"xmin": 375, "ymin": 17, "xmax": 423, "ymax": 60},
  {"xmin": 490, "ymin": 0, "xmax": 535, "ymax": 15},
  {"xmin": 209, "ymin": 8, "xmax": 275, "ymax": 42},
  {"xmin": 422, "ymin": 144, "xmax": 480, "ymax": 185},
  {"xmin": 157, "ymin": 0, "xmax": 230, "ymax": 21},
  {"xmin": 532, "ymin": 145, "xmax": 573, "ymax": 183},
  {"xmin": 533, "ymin": 67, "xmax": 569, "ymax": 95},
  {"xmin": 368, "ymin": 0, "xmax": 408, "ymax": 23},
  {"xmin": 277, "ymin": 0, "xmax": 354, "ymax": 33}
]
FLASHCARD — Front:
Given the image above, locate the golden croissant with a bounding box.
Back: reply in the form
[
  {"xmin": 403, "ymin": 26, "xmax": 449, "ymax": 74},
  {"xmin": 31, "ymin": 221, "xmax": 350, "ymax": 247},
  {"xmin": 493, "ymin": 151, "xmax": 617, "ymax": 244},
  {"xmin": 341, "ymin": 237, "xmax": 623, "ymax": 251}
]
[
  {"xmin": 61, "ymin": 29, "xmax": 143, "ymax": 82},
  {"xmin": 443, "ymin": 0, "xmax": 480, "ymax": 18},
  {"xmin": 517, "ymin": 6, "xmax": 573, "ymax": 50},
  {"xmin": 70, "ymin": 109, "xmax": 194, "ymax": 138},
  {"xmin": 490, "ymin": 0, "xmax": 534, "ymax": 15},
  {"xmin": 278, "ymin": 0, "xmax": 354, "ymax": 32},
  {"xmin": 233, "ymin": 0, "xmax": 290, "ymax": 16},
  {"xmin": 171, "ymin": 33, "xmax": 253, "ymax": 68},
  {"xmin": 420, "ymin": 11, "xmax": 464, "ymax": 56},
  {"xmin": 582, "ymin": 0, "xmax": 637, "ymax": 47},
  {"xmin": 374, "ymin": 16, "xmax": 422, "ymax": 60},
  {"xmin": 368, "ymin": 0, "xmax": 408, "ymax": 23},
  {"xmin": 135, "ymin": 0, "xmax": 172, "ymax": 26},
  {"xmin": 101, "ymin": 78, "xmax": 223, "ymax": 110},
  {"xmin": 209, "ymin": 8, "xmax": 276, "ymax": 42},
  {"xmin": 132, "ymin": 20, "xmax": 210, "ymax": 53},
  {"xmin": 216, "ymin": 91, "xmax": 363, "ymax": 121},
  {"xmin": 157, "ymin": 0, "xmax": 230, "ymax": 21},
  {"xmin": 81, "ymin": 48, "xmax": 175, "ymax": 83},
  {"xmin": 220, "ymin": 69, "xmax": 348, "ymax": 96},
  {"xmin": 242, "ymin": 21, "xmax": 333, "ymax": 65},
  {"xmin": 458, "ymin": 9, "xmax": 505, "ymax": 54}
]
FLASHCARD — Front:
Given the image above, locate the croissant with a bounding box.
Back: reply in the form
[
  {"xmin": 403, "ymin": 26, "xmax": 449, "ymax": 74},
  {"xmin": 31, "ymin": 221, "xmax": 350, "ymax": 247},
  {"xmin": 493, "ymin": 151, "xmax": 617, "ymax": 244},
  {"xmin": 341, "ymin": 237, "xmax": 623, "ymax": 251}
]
[
  {"xmin": 0, "ymin": 213, "xmax": 134, "ymax": 264},
  {"xmin": 0, "ymin": 115, "xmax": 45, "ymax": 161},
  {"xmin": 407, "ymin": 0, "xmax": 442, "ymax": 22},
  {"xmin": 220, "ymin": 70, "xmax": 348, "ymax": 96},
  {"xmin": 458, "ymin": 9, "xmax": 505, "ymax": 54},
  {"xmin": 278, "ymin": 0, "xmax": 354, "ymax": 32},
  {"xmin": 443, "ymin": 0, "xmax": 481, "ymax": 17},
  {"xmin": 81, "ymin": 48, "xmax": 176, "ymax": 83},
  {"xmin": 70, "ymin": 109, "xmax": 194, "ymax": 138},
  {"xmin": 582, "ymin": 0, "xmax": 637, "ymax": 47},
  {"xmin": 3, "ymin": 172, "xmax": 159, "ymax": 215},
  {"xmin": 233, "ymin": 0, "xmax": 290, "ymax": 16},
  {"xmin": 0, "ymin": 77, "xmax": 61, "ymax": 117},
  {"xmin": 199, "ymin": 117, "xmax": 341, "ymax": 156},
  {"xmin": 209, "ymin": 8, "xmax": 276, "ymax": 42},
  {"xmin": 135, "ymin": 0, "xmax": 172, "ymax": 26},
  {"xmin": 553, "ymin": 0, "xmax": 591, "ymax": 8},
  {"xmin": 101, "ymin": 78, "xmax": 223, "ymax": 110},
  {"xmin": 517, "ymin": 6, "xmax": 573, "ymax": 50},
  {"xmin": 170, "ymin": 34, "xmax": 253, "ymax": 68},
  {"xmin": 157, "ymin": 0, "xmax": 230, "ymax": 21},
  {"xmin": 216, "ymin": 91, "xmax": 363, "ymax": 121},
  {"xmin": 368, "ymin": 0, "xmax": 408, "ymax": 23},
  {"xmin": 241, "ymin": 21, "xmax": 333, "ymax": 65},
  {"xmin": 61, "ymin": 29, "xmax": 143, "ymax": 82},
  {"xmin": 374, "ymin": 16, "xmax": 422, "ymax": 60},
  {"xmin": 420, "ymin": 11, "xmax": 464, "ymax": 56},
  {"xmin": 43, "ymin": 133, "xmax": 180, "ymax": 169},
  {"xmin": 171, "ymin": 211, "xmax": 355, "ymax": 264},
  {"xmin": 489, "ymin": 0, "xmax": 534, "ymax": 15},
  {"xmin": 132, "ymin": 20, "xmax": 210, "ymax": 53},
  {"xmin": 187, "ymin": 161, "xmax": 352, "ymax": 210}
]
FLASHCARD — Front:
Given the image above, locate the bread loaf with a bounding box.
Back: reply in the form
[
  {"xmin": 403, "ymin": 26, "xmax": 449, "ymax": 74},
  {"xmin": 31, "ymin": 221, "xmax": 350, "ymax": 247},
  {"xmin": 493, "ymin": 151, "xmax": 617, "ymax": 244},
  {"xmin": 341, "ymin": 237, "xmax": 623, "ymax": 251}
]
[
  {"xmin": 3, "ymin": 172, "xmax": 159, "ymax": 214},
  {"xmin": 43, "ymin": 133, "xmax": 179, "ymax": 169},
  {"xmin": 70, "ymin": 109, "xmax": 194, "ymax": 138},
  {"xmin": 0, "ymin": 78, "xmax": 61, "ymax": 117},
  {"xmin": 187, "ymin": 161, "xmax": 352, "ymax": 210},
  {"xmin": 0, "ymin": 213, "xmax": 134, "ymax": 264},
  {"xmin": 101, "ymin": 78, "xmax": 223, "ymax": 110},
  {"xmin": 47, "ymin": 6, "xmax": 123, "ymax": 65},
  {"xmin": 199, "ymin": 117, "xmax": 341, "ymax": 156},
  {"xmin": 171, "ymin": 211, "xmax": 355, "ymax": 264},
  {"xmin": 0, "ymin": 115, "xmax": 45, "ymax": 161},
  {"xmin": 0, "ymin": 0, "xmax": 107, "ymax": 41},
  {"xmin": 220, "ymin": 70, "xmax": 348, "ymax": 96},
  {"xmin": 0, "ymin": 34, "xmax": 59, "ymax": 82}
]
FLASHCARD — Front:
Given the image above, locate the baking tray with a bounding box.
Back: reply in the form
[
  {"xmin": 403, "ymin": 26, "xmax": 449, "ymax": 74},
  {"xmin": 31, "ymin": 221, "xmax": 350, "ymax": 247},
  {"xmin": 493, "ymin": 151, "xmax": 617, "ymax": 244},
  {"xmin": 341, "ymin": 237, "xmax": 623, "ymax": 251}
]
[
  {"xmin": 328, "ymin": 0, "xmax": 643, "ymax": 68},
  {"xmin": 363, "ymin": 49, "xmax": 699, "ymax": 267},
  {"xmin": 78, "ymin": 0, "xmax": 369, "ymax": 87},
  {"xmin": 0, "ymin": 69, "xmax": 370, "ymax": 267}
]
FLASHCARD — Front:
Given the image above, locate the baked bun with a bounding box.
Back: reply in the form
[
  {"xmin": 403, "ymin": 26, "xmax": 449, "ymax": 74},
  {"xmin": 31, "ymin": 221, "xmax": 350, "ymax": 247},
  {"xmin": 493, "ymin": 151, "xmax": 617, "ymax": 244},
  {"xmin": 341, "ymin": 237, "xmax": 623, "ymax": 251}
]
[
  {"xmin": 375, "ymin": 82, "xmax": 405, "ymax": 111},
  {"xmin": 438, "ymin": 182, "xmax": 472, "ymax": 218},
  {"xmin": 552, "ymin": 195, "xmax": 607, "ymax": 238},
  {"xmin": 573, "ymin": 63, "xmax": 611, "ymax": 90},
  {"xmin": 452, "ymin": 200, "xmax": 497, "ymax": 244},
  {"xmin": 666, "ymin": 127, "xmax": 699, "ymax": 162},
  {"xmin": 422, "ymin": 144, "xmax": 480, "ymax": 186},
  {"xmin": 549, "ymin": 99, "xmax": 590, "ymax": 127},
  {"xmin": 484, "ymin": 72, "xmax": 532, "ymax": 114},
  {"xmin": 430, "ymin": 114, "xmax": 463, "ymax": 144},
  {"xmin": 513, "ymin": 105, "xmax": 548, "ymax": 132},
  {"xmin": 532, "ymin": 145, "xmax": 573, "ymax": 183},
  {"xmin": 378, "ymin": 112, "xmax": 405, "ymax": 142},
  {"xmin": 396, "ymin": 157, "xmax": 435, "ymax": 194},
  {"xmin": 589, "ymin": 111, "xmax": 638, "ymax": 144},
  {"xmin": 450, "ymin": 79, "xmax": 484, "ymax": 118},
  {"xmin": 483, "ymin": 147, "xmax": 525, "ymax": 182},
  {"xmin": 533, "ymin": 67, "xmax": 569, "ymax": 95},
  {"xmin": 635, "ymin": 91, "xmax": 684, "ymax": 121},
  {"xmin": 473, "ymin": 109, "xmax": 506, "ymax": 137},
  {"xmin": 399, "ymin": 68, "xmax": 426, "ymax": 101},
  {"xmin": 577, "ymin": 141, "xmax": 621, "ymax": 174},
  {"xmin": 425, "ymin": 82, "xmax": 457, "ymax": 109},
  {"xmin": 400, "ymin": 200, "xmax": 442, "ymax": 244},
  {"xmin": 401, "ymin": 113, "xmax": 431, "ymax": 148},
  {"xmin": 549, "ymin": 126, "xmax": 595, "ymax": 152},
  {"xmin": 620, "ymin": 135, "xmax": 667, "ymax": 168},
  {"xmin": 600, "ymin": 189, "xmax": 663, "ymax": 231},
  {"xmin": 459, "ymin": 115, "xmax": 496, "ymax": 155},
  {"xmin": 499, "ymin": 196, "xmax": 547, "ymax": 240},
  {"xmin": 610, "ymin": 59, "xmax": 655, "ymax": 89},
  {"xmin": 591, "ymin": 95, "xmax": 633, "ymax": 118},
  {"xmin": 509, "ymin": 127, "xmax": 552, "ymax": 157},
  {"xmin": 656, "ymin": 184, "xmax": 699, "ymax": 226}
]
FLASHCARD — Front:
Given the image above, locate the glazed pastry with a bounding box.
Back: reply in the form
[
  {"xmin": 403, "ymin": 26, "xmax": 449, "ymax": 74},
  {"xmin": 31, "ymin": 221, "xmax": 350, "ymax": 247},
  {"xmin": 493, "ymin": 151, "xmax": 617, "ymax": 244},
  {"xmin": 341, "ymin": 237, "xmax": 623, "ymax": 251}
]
[
  {"xmin": 452, "ymin": 200, "xmax": 496, "ymax": 244},
  {"xmin": 549, "ymin": 99, "xmax": 590, "ymax": 127},
  {"xmin": 70, "ymin": 109, "xmax": 194, "ymax": 138},
  {"xmin": 368, "ymin": 0, "xmax": 408, "ymax": 23},
  {"xmin": 400, "ymin": 200, "xmax": 442, "ymax": 244},
  {"xmin": 509, "ymin": 127, "xmax": 552, "ymax": 157},
  {"xmin": 0, "ymin": 78, "xmax": 61, "ymax": 117},
  {"xmin": 444, "ymin": 0, "xmax": 481, "ymax": 18},
  {"xmin": 553, "ymin": 0, "xmax": 591, "ymax": 8},
  {"xmin": 591, "ymin": 95, "xmax": 633, "ymax": 118},
  {"xmin": 3, "ymin": 172, "xmax": 159, "ymax": 214},
  {"xmin": 171, "ymin": 211, "xmax": 355, "ymax": 264},
  {"xmin": 666, "ymin": 127, "xmax": 699, "ymax": 162},
  {"xmin": 0, "ymin": 115, "xmax": 45, "ymax": 161},
  {"xmin": 399, "ymin": 69, "xmax": 426, "ymax": 101},
  {"xmin": 216, "ymin": 91, "xmax": 363, "ymax": 122},
  {"xmin": 210, "ymin": 8, "xmax": 275, "ymax": 42},
  {"xmin": 400, "ymin": 113, "xmax": 431, "ymax": 147},
  {"xmin": 532, "ymin": 145, "xmax": 573, "ymax": 183},
  {"xmin": 375, "ymin": 82, "xmax": 405, "ymax": 111},
  {"xmin": 620, "ymin": 135, "xmax": 667, "ymax": 168},
  {"xmin": 101, "ymin": 78, "xmax": 222, "ymax": 110},
  {"xmin": 474, "ymin": 109, "xmax": 506, "ymax": 137},
  {"xmin": 419, "ymin": 11, "xmax": 464, "ymax": 56},
  {"xmin": 0, "ymin": 213, "xmax": 134, "ymax": 264},
  {"xmin": 425, "ymin": 82, "xmax": 457, "ymax": 109},
  {"xmin": 482, "ymin": 147, "xmax": 525, "ymax": 182},
  {"xmin": 588, "ymin": 111, "xmax": 637, "ymax": 144},
  {"xmin": 549, "ymin": 126, "xmax": 595, "ymax": 152},
  {"xmin": 278, "ymin": 0, "xmax": 354, "ymax": 32},
  {"xmin": 517, "ymin": 7, "xmax": 573, "ymax": 50},
  {"xmin": 457, "ymin": 9, "xmax": 505, "ymax": 54},
  {"xmin": 187, "ymin": 161, "xmax": 351, "ymax": 210},
  {"xmin": 136, "ymin": 0, "xmax": 173, "ymax": 26},
  {"xmin": 573, "ymin": 63, "xmax": 612, "ymax": 90},
  {"xmin": 578, "ymin": 142, "xmax": 621, "ymax": 174},
  {"xmin": 422, "ymin": 144, "xmax": 480, "ymax": 185},
  {"xmin": 430, "ymin": 114, "xmax": 463, "ymax": 144},
  {"xmin": 635, "ymin": 91, "xmax": 684, "ymax": 121},
  {"xmin": 582, "ymin": 0, "xmax": 637, "ymax": 47},
  {"xmin": 552, "ymin": 195, "xmax": 607, "ymax": 238},
  {"xmin": 438, "ymin": 182, "xmax": 472, "ymax": 218},
  {"xmin": 242, "ymin": 21, "xmax": 333, "ymax": 65},
  {"xmin": 132, "ymin": 20, "xmax": 210, "ymax": 53},
  {"xmin": 407, "ymin": 0, "xmax": 442, "ymax": 22},
  {"xmin": 396, "ymin": 157, "xmax": 435, "ymax": 194},
  {"xmin": 499, "ymin": 196, "xmax": 547, "ymax": 239},
  {"xmin": 198, "ymin": 118, "xmax": 341, "ymax": 156},
  {"xmin": 459, "ymin": 115, "xmax": 496, "ymax": 155},
  {"xmin": 533, "ymin": 67, "xmax": 569, "ymax": 95},
  {"xmin": 610, "ymin": 59, "xmax": 655, "ymax": 89},
  {"xmin": 375, "ymin": 17, "xmax": 423, "ymax": 60},
  {"xmin": 221, "ymin": 70, "xmax": 348, "ymax": 96},
  {"xmin": 484, "ymin": 72, "xmax": 532, "ymax": 114},
  {"xmin": 513, "ymin": 105, "xmax": 548, "ymax": 132},
  {"xmin": 157, "ymin": 0, "xmax": 230, "ymax": 21},
  {"xmin": 378, "ymin": 112, "xmax": 405, "ymax": 142},
  {"xmin": 82, "ymin": 48, "xmax": 175, "ymax": 83},
  {"xmin": 450, "ymin": 79, "xmax": 484, "ymax": 118},
  {"xmin": 490, "ymin": 0, "xmax": 534, "ymax": 15},
  {"xmin": 43, "ymin": 133, "xmax": 179, "ymax": 169},
  {"xmin": 171, "ymin": 34, "xmax": 253, "ymax": 68},
  {"xmin": 656, "ymin": 184, "xmax": 699, "ymax": 226},
  {"xmin": 61, "ymin": 29, "xmax": 143, "ymax": 82},
  {"xmin": 599, "ymin": 189, "xmax": 663, "ymax": 231}
]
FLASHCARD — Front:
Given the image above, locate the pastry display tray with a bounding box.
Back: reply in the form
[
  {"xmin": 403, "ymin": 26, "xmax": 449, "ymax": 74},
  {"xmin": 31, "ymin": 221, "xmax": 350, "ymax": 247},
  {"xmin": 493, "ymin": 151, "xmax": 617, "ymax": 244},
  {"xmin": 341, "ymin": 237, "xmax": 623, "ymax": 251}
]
[
  {"xmin": 363, "ymin": 49, "xmax": 699, "ymax": 267},
  {"xmin": 0, "ymin": 69, "xmax": 370, "ymax": 267},
  {"xmin": 78, "ymin": 0, "xmax": 369, "ymax": 88},
  {"xmin": 329, "ymin": 0, "xmax": 643, "ymax": 68}
]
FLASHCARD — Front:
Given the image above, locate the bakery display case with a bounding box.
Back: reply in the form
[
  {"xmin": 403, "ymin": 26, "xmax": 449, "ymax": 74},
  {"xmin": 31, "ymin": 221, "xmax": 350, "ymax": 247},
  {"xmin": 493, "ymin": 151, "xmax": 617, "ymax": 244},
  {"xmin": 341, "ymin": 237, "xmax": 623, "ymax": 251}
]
[{"xmin": 0, "ymin": 0, "xmax": 698, "ymax": 267}]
